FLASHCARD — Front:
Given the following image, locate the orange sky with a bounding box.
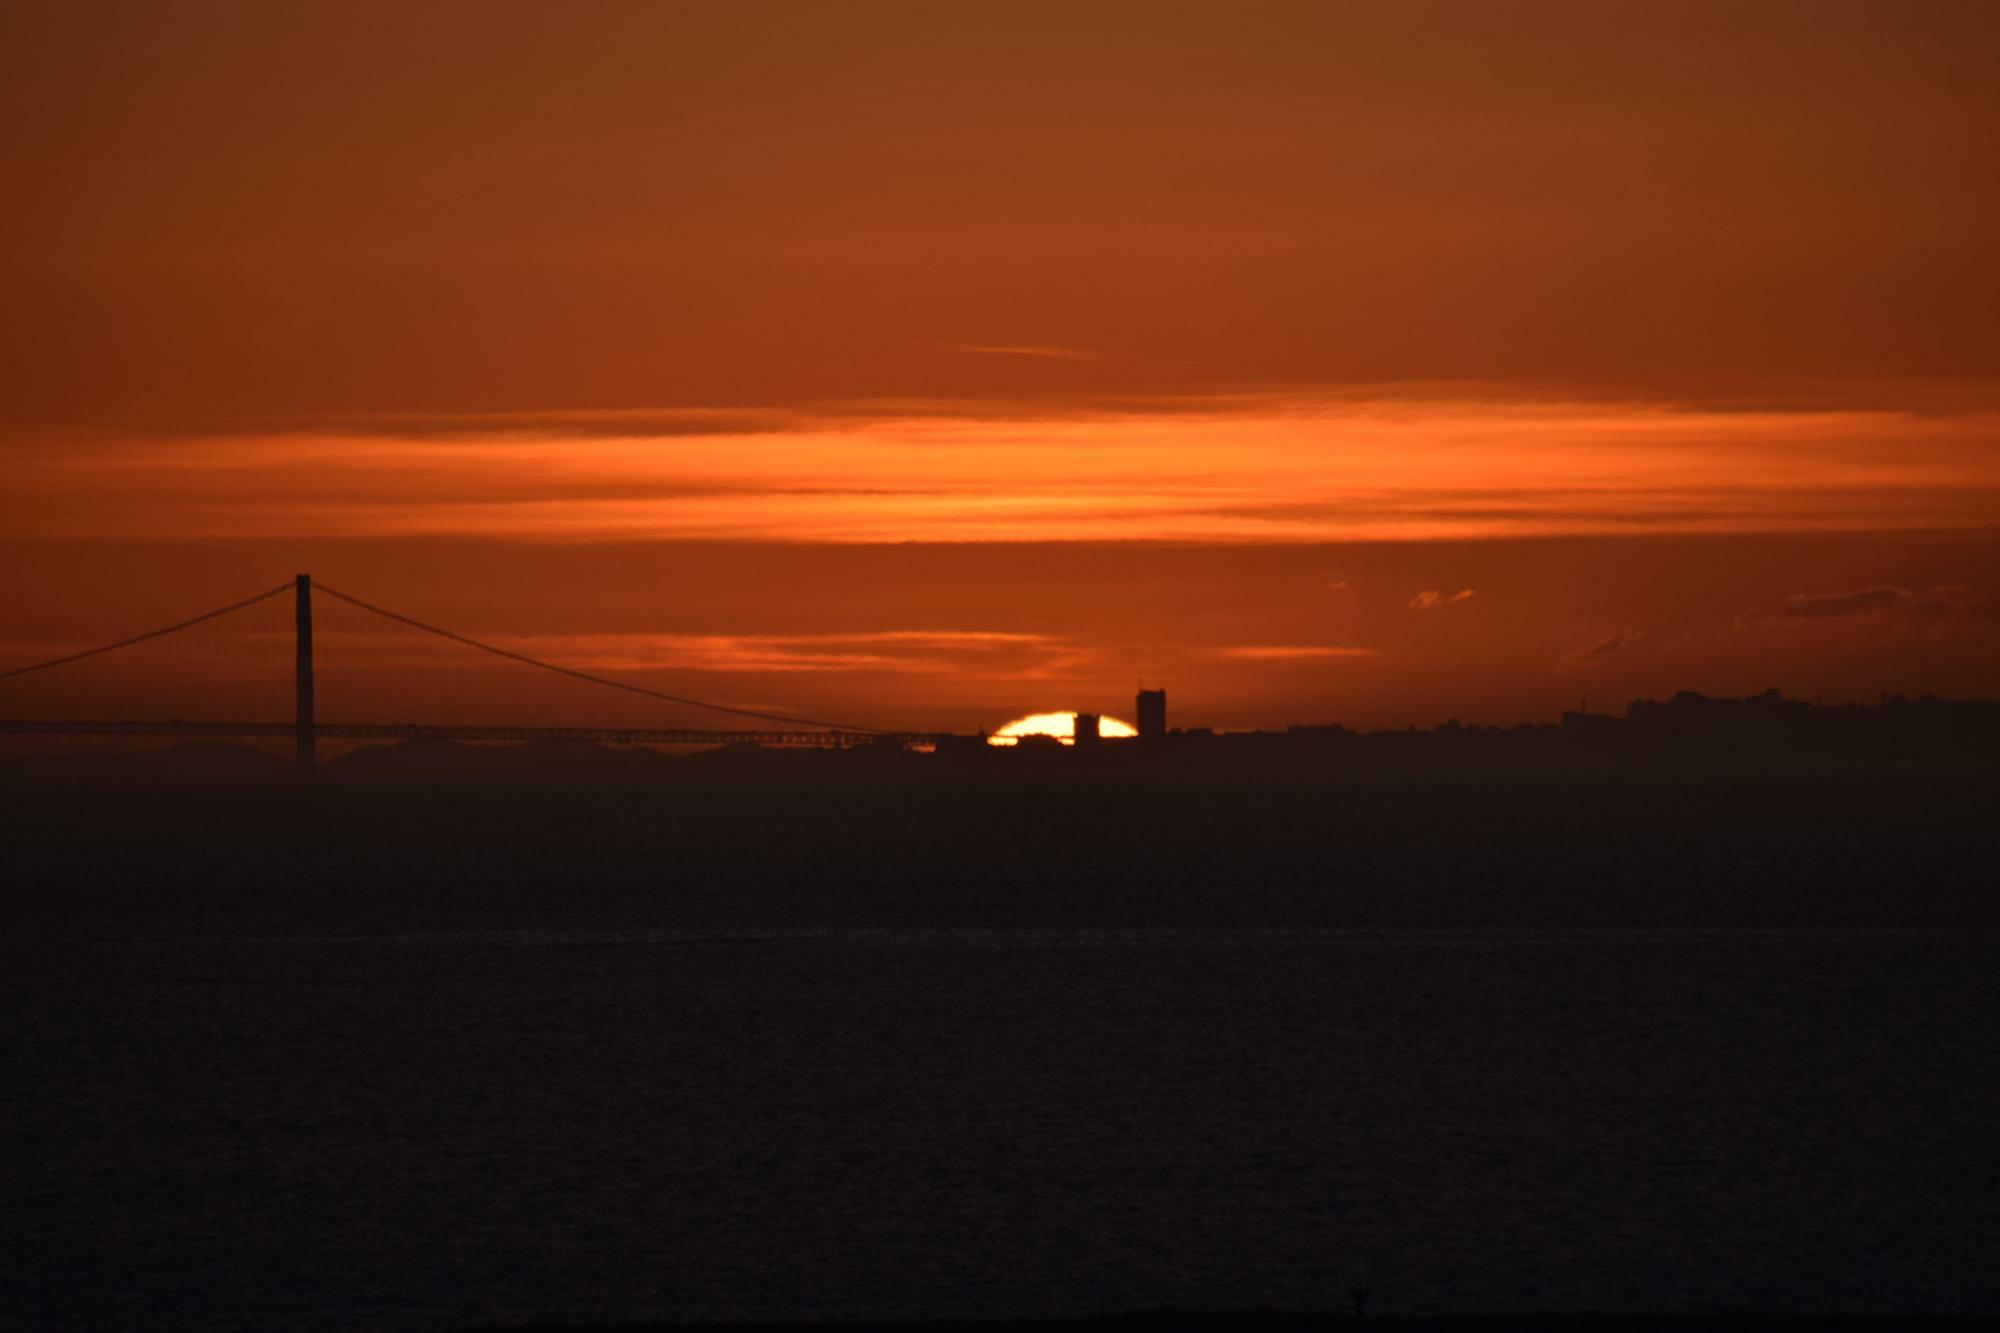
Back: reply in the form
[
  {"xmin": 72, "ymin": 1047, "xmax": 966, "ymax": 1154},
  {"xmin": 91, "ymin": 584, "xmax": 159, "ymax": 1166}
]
[{"xmin": 3, "ymin": 3, "xmax": 1997, "ymax": 732}]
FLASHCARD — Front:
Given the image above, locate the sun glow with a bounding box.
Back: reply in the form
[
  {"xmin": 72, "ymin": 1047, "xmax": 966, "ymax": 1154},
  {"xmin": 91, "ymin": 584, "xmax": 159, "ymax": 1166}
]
[{"xmin": 987, "ymin": 711, "xmax": 1139, "ymax": 746}]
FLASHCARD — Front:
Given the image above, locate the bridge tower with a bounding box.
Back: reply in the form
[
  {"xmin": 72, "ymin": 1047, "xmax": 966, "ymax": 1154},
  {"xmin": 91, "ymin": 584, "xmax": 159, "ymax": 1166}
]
[{"xmin": 294, "ymin": 574, "xmax": 316, "ymax": 772}]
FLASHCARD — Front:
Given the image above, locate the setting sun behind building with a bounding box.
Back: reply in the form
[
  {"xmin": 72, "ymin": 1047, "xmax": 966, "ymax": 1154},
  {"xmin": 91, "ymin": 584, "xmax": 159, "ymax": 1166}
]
[{"xmin": 987, "ymin": 712, "xmax": 1139, "ymax": 747}]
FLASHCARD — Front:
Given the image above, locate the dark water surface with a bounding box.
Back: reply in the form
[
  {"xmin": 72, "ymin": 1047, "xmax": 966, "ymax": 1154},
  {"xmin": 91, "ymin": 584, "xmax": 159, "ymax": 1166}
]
[{"xmin": 4, "ymin": 770, "xmax": 1997, "ymax": 1329}]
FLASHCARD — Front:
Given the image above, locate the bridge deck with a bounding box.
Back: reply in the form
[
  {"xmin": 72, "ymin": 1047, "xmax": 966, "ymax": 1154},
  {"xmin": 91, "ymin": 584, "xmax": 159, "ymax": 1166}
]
[{"xmin": 0, "ymin": 720, "xmax": 935, "ymax": 748}]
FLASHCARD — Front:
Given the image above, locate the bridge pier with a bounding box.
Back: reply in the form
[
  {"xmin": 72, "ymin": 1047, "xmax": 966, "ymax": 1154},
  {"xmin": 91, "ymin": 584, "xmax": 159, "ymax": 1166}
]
[{"xmin": 295, "ymin": 574, "xmax": 316, "ymax": 773}]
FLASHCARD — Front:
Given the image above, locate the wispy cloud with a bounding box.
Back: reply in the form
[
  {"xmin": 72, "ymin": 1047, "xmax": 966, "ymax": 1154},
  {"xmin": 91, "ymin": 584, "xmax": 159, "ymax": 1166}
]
[
  {"xmin": 945, "ymin": 344, "xmax": 1104, "ymax": 362},
  {"xmin": 1734, "ymin": 585, "xmax": 1992, "ymax": 632},
  {"xmin": 1409, "ymin": 589, "xmax": 1478, "ymax": 610},
  {"xmin": 1739, "ymin": 586, "xmax": 1909, "ymax": 623},
  {"xmin": 1215, "ymin": 645, "xmax": 1379, "ymax": 661},
  {"xmin": 8, "ymin": 393, "xmax": 1999, "ymax": 543},
  {"xmin": 488, "ymin": 629, "xmax": 1058, "ymax": 675},
  {"xmin": 1556, "ymin": 629, "xmax": 1644, "ymax": 675}
]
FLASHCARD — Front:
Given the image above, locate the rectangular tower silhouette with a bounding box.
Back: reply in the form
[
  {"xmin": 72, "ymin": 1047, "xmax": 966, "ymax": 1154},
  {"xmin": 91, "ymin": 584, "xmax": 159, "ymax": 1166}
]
[{"xmin": 1136, "ymin": 688, "xmax": 1166, "ymax": 743}]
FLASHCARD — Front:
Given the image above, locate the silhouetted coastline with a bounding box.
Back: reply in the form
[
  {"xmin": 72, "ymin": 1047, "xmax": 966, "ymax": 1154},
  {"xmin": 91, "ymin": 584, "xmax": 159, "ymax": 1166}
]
[
  {"xmin": 449, "ymin": 1316, "xmax": 1994, "ymax": 1333},
  {"xmin": 951, "ymin": 688, "xmax": 2000, "ymax": 769},
  {"xmin": 4, "ymin": 689, "xmax": 1996, "ymax": 785}
]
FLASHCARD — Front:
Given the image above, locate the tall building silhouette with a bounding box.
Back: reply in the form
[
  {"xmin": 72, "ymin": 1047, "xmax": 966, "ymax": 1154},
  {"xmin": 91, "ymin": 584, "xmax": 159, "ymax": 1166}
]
[
  {"xmin": 1136, "ymin": 689, "xmax": 1166, "ymax": 743},
  {"xmin": 1073, "ymin": 712, "xmax": 1101, "ymax": 747}
]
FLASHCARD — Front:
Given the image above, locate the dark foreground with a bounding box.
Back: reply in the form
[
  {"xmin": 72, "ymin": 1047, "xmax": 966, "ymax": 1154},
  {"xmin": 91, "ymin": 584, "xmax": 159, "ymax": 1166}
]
[{"xmin": 3, "ymin": 763, "xmax": 1997, "ymax": 1330}]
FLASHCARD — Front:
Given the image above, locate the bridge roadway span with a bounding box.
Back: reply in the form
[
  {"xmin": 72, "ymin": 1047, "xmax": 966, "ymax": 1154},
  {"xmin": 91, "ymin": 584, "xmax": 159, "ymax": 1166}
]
[{"xmin": 0, "ymin": 719, "xmax": 937, "ymax": 748}]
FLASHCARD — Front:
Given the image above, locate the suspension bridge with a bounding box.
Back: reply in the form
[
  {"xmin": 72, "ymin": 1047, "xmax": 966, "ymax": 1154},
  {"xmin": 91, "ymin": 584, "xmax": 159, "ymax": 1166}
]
[{"xmin": 0, "ymin": 576, "xmax": 938, "ymax": 769}]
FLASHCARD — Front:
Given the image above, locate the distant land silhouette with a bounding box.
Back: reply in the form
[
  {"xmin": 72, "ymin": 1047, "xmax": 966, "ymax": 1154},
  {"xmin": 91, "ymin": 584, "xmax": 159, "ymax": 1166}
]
[
  {"xmin": 948, "ymin": 688, "xmax": 2000, "ymax": 768},
  {"xmin": 5, "ymin": 688, "xmax": 1995, "ymax": 783},
  {"xmin": 445, "ymin": 1314, "xmax": 1995, "ymax": 1332}
]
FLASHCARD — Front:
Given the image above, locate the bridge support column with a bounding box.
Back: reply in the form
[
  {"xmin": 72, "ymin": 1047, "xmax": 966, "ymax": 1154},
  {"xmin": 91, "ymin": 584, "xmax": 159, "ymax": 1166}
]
[{"xmin": 295, "ymin": 574, "xmax": 316, "ymax": 773}]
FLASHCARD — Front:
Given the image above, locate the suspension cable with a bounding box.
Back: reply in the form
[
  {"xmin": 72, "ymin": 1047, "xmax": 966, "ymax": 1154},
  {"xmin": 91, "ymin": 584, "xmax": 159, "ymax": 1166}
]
[
  {"xmin": 0, "ymin": 581, "xmax": 294, "ymax": 684},
  {"xmin": 313, "ymin": 582, "xmax": 889, "ymax": 734}
]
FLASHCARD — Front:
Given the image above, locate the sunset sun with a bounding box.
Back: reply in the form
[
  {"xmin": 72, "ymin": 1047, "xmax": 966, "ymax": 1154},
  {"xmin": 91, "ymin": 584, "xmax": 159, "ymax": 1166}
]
[{"xmin": 987, "ymin": 712, "xmax": 1140, "ymax": 746}]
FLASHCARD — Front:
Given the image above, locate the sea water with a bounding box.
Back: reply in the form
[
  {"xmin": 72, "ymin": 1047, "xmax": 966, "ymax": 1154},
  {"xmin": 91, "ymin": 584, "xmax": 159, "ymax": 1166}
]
[{"xmin": 6, "ymin": 924, "xmax": 1995, "ymax": 1330}]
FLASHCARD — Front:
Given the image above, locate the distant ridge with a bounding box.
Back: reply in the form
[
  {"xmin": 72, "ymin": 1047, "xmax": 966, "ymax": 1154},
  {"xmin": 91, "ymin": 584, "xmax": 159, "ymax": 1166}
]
[
  {"xmin": 936, "ymin": 690, "xmax": 2000, "ymax": 768},
  {"xmin": 0, "ymin": 738, "xmax": 288, "ymax": 782},
  {"xmin": 5, "ymin": 690, "xmax": 1996, "ymax": 783},
  {"xmin": 326, "ymin": 736, "xmax": 675, "ymax": 781},
  {"xmin": 448, "ymin": 1311, "xmax": 1993, "ymax": 1332}
]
